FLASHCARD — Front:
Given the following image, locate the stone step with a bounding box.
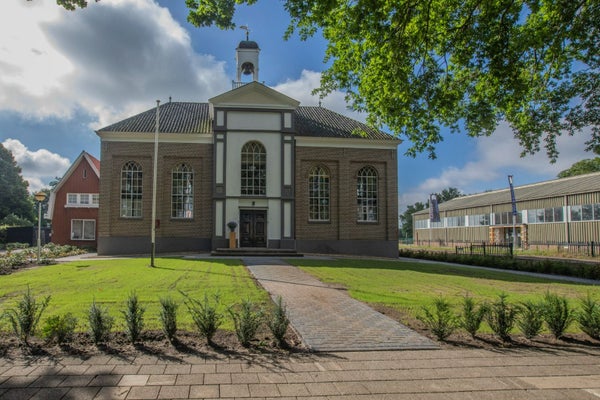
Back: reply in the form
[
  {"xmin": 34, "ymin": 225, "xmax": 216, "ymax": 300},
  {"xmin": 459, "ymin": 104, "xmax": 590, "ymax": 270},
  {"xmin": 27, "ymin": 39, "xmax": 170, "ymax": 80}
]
[{"xmin": 211, "ymin": 247, "xmax": 304, "ymax": 257}]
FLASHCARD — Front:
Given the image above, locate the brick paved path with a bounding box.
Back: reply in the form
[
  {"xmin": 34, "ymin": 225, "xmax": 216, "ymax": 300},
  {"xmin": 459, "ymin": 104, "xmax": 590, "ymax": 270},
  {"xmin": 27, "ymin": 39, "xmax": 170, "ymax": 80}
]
[
  {"xmin": 244, "ymin": 258, "xmax": 437, "ymax": 352},
  {"xmin": 2, "ymin": 347, "xmax": 600, "ymax": 399}
]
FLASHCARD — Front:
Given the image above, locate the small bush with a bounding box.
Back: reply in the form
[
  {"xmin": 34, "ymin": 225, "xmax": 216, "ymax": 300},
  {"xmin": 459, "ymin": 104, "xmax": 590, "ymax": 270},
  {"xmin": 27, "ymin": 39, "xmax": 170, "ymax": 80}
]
[
  {"xmin": 122, "ymin": 292, "xmax": 145, "ymax": 344},
  {"xmin": 3, "ymin": 286, "xmax": 51, "ymax": 345},
  {"xmin": 459, "ymin": 295, "xmax": 488, "ymax": 338},
  {"xmin": 486, "ymin": 293, "xmax": 519, "ymax": 342},
  {"xmin": 418, "ymin": 297, "xmax": 457, "ymax": 341},
  {"xmin": 517, "ymin": 300, "xmax": 544, "ymax": 339},
  {"xmin": 577, "ymin": 293, "xmax": 600, "ymax": 340},
  {"xmin": 181, "ymin": 291, "xmax": 223, "ymax": 345},
  {"xmin": 42, "ymin": 313, "xmax": 78, "ymax": 344},
  {"xmin": 267, "ymin": 296, "xmax": 290, "ymax": 347},
  {"xmin": 159, "ymin": 296, "xmax": 178, "ymax": 343},
  {"xmin": 88, "ymin": 300, "xmax": 114, "ymax": 345},
  {"xmin": 229, "ymin": 299, "xmax": 264, "ymax": 347},
  {"xmin": 543, "ymin": 292, "xmax": 573, "ymax": 340}
]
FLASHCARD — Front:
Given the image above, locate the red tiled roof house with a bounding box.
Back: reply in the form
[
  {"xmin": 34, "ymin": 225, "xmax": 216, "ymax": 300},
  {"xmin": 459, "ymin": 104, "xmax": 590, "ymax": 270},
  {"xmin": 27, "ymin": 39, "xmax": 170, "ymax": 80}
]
[{"xmin": 47, "ymin": 151, "xmax": 100, "ymax": 248}]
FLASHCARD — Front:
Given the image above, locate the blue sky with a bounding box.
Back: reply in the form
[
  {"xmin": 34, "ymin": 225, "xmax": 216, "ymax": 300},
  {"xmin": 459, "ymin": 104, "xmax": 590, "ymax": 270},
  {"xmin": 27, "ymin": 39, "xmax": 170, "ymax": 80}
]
[{"xmin": 0, "ymin": 0, "xmax": 594, "ymax": 212}]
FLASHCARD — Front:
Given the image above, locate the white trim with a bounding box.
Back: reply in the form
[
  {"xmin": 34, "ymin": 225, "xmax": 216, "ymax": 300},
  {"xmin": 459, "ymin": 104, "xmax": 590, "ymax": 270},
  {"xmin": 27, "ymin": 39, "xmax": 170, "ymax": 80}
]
[
  {"xmin": 70, "ymin": 219, "xmax": 96, "ymax": 241},
  {"xmin": 98, "ymin": 132, "xmax": 213, "ymax": 144},
  {"xmin": 295, "ymin": 136, "xmax": 400, "ymax": 149}
]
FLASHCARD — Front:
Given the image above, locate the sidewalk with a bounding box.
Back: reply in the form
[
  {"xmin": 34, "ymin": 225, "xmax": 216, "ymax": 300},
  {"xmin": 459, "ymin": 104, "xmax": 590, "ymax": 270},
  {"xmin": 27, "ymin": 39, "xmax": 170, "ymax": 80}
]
[{"xmin": 2, "ymin": 346, "xmax": 600, "ymax": 399}]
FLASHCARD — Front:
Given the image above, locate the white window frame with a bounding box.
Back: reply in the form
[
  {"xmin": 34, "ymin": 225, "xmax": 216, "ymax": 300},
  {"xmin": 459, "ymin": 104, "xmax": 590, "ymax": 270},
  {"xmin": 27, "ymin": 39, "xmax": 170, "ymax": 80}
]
[
  {"xmin": 65, "ymin": 193, "xmax": 99, "ymax": 208},
  {"xmin": 308, "ymin": 165, "xmax": 330, "ymax": 222},
  {"xmin": 356, "ymin": 166, "xmax": 378, "ymax": 222},
  {"xmin": 71, "ymin": 219, "xmax": 96, "ymax": 240}
]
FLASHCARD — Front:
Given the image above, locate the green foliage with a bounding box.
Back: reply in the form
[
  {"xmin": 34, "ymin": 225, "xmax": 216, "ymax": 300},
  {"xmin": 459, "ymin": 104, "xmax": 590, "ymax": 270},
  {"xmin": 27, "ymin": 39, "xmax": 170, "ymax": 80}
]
[
  {"xmin": 0, "ymin": 143, "xmax": 34, "ymax": 222},
  {"xmin": 229, "ymin": 299, "xmax": 264, "ymax": 347},
  {"xmin": 577, "ymin": 293, "xmax": 600, "ymax": 340},
  {"xmin": 486, "ymin": 294, "xmax": 519, "ymax": 342},
  {"xmin": 181, "ymin": 291, "xmax": 223, "ymax": 344},
  {"xmin": 88, "ymin": 300, "xmax": 114, "ymax": 345},
  {"xmin": 558, "ymin": 157, "xmax": 600, "ymax": 178},
  {"xmin": 121, "ymin": 292, "xmax": 145, "ymax": 344},
  {"xmin": 459, "ymin": 295, "xmax": 488, "ymax": 338},
  {"xmin": 397, "ymin": 248, "xmax": 600, "ymax": 280},
  {"xmin": 0, "ymin": 214, "xmax": 32, "ymax": 227},
  {"xmin": 42, "ymin": 313, "xmax": 78, "ymax": 345},
  {"xmin": 418, "ymin": 298, "xmax": 457, "ymax": 341},
  {"xmin": 399, "ymin": 201, "xmax": 425, "ymax": 240},
  {"xmin": 159, "ymin": 297, "xmax": 179, "ymax": 343},
  {"xmin": 185, "ymin": 0, "xmax": 600, "ymax": 160},
  {"xmin": 267, "ymin": 296, "xmax": 290, "ymax": 347},
  {"xmin": 517, "ymin": 300, "xmax": 544, "ymax": 339},
  {"xmin": 543, "ymin": 292, "xmax": 573, "ymax": 339},
  {"xmin": 3, "ymin": 286, "xmax": 51, "ymax": 345}
]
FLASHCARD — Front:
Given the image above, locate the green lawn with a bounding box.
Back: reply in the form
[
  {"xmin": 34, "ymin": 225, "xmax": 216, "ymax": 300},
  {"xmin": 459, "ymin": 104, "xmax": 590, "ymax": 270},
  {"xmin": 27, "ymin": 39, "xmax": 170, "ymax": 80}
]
[
  {"xmin": 289, "ymin": 258, "xmax": 600, "ymax": 332},
  {"xmin": 0, "ymin": 258, "xmax": 268, "ymax": 331}
]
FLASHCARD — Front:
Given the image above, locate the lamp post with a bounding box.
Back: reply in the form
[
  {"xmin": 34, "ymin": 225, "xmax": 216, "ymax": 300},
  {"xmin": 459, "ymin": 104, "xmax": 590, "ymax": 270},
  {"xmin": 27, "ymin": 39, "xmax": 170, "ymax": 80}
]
[{"xmin": 34, "ymin": 191, "xmax": 47, "ymax": 264}]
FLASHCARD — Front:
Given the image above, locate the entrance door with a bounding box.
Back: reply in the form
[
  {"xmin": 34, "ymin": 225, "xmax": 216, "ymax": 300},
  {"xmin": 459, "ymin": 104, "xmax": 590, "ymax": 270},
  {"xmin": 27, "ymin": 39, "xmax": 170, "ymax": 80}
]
[{"xmin": 240, "ymin": 210, "xmax": 266, "ymax": 247}]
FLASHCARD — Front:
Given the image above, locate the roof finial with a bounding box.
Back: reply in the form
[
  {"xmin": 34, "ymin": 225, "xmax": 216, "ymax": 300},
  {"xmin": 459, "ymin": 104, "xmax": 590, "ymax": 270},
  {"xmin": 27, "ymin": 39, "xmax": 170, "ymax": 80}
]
[{"xmin": 240, "ymin": 25, "xmax": 250, "ymax": 41}]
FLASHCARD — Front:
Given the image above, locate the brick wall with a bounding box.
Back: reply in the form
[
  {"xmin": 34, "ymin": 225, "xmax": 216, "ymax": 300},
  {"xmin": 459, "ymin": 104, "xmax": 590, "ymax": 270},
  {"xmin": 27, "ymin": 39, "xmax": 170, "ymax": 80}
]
[
  {"xmin": 98, "ymin": 141, "xmax": 213, "ymax": 241},
  {"xmin": 295, "ymin": 146, "xmax": 398, "ymax": 242}
]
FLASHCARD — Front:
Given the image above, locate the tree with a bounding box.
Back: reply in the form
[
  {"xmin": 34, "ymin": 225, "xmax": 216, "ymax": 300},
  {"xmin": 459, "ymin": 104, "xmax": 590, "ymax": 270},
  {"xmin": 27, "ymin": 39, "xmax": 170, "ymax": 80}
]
[
  {"xmin": 435, "ymin": 187, "xmax": 463, "ymax": 203},
  {"xmin": 557, "ymin": 157, "xmax": 600, "ymax": 178},
  {"xmin": 53, "ymin": 1, "xmax": 599, "ymax": 159},
  {"xmin": 399, "ymin": 201, "xmax": 425, "ymax": 239},
  {"xmin": 183, "ymin": 0, "xmax": 599, "ymax": 160},
  {"xmin": 0, "ymin": 144, "xmax": 34, "ymax": 223}
]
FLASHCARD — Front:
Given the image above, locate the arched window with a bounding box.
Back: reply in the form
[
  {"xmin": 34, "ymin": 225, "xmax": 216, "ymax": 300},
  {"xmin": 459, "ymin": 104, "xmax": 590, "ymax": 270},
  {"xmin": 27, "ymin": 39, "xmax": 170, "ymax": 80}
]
[
  {"xmin": 241, "ymin": 141, "xmax": 266, "ymax": 196},
  {"xmin": 120, "ymin": 161, "xmax": 142, "ymax": 217},
  {"xmin": 357, "ymin": 166, "xmax": 378, "ymax": 222},
  {"xmin": 171, "ymin": 163, "xmax": 194, "ymax": 219},
  {"xmin": 308, "ymin": 166, "xmax": 330, "ymax": 221}
]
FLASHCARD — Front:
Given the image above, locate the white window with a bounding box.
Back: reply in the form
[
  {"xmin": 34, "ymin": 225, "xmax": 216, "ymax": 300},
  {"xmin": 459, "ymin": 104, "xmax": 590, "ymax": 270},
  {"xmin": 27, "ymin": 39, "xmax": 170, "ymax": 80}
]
[
  {"xmin": 171, "ymin": 163, "xmax": 194, "ymax": 219},
  {"xmin": 308, "ymin": 166, "xmax": 330, "ymax": 221},
  {"xmin": 66, "ymin": 193, "xmax": 99, "ymax": 207},
  {"xmin": 241, "ymin": 141, "xmax": 266, "ymax": 196},
  {"xmin": 120, "ymin": 161, "xmax": 142, "ymax": 217},
  {"xmin": 71, "ymin": 219, "xmax": 95, "ymax": 240},
  {"xmin": 357, "ymin": 166, "xmax": 378, "ymax": 222}
]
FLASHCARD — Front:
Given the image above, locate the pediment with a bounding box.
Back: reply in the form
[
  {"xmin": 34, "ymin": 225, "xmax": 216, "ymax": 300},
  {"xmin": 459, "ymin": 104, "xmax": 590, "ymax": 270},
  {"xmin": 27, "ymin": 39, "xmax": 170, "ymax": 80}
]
[{"xmin": 209, "ymin": 81, "xmax": 300, "ymax": 110}]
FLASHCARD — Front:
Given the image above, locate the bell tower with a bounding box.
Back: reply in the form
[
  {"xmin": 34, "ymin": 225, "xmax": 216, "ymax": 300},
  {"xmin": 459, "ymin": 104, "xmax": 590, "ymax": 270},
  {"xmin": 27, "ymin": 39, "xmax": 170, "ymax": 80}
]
[{"xmin": 235, "ymin": 26, "xmax": 260, "ymax": 83}]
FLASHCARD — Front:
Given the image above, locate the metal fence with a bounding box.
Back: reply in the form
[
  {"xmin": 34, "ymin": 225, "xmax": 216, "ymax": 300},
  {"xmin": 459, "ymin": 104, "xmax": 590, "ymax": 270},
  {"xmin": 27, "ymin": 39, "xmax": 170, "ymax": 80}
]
[
  {"xmin": 455, "ymin": 242, "xmax": 513, "ymax": 257},
  {"xmin": 528, "ymin": 241, "xmax": 598, "ymax": 257}
]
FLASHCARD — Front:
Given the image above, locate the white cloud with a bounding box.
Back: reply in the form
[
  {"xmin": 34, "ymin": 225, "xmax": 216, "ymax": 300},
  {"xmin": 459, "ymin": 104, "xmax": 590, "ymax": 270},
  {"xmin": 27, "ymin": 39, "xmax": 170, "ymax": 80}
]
[
  {"xmin": 0, "ymin": 0, "xmax": 229, "ymax": 127},
  {"xmin": 274, "ymin": 70, "xmax": 366, "ymax": 122},
  {"xmin": 2, "ymin": 138, "xmax": 71, "ymax": 193},
  {"xmin": 399, "ymin": 123, "xmax": 594, "ymax": 211}
]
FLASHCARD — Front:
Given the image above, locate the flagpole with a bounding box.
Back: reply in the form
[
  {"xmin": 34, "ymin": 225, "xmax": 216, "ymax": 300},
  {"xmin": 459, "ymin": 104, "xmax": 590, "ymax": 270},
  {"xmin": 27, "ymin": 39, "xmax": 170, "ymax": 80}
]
[
  {"xmin": 508, "ymin": 175, "xmax": 517, "ymax": 251},
  {"xmin": 151, "ymin": 100, "xmax": 160, "ymax": 267}
]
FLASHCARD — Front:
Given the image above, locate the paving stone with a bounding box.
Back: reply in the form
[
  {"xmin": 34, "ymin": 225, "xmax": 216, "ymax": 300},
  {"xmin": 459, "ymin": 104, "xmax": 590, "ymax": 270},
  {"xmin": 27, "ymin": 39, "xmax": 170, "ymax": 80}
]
[
  {"xmin": 189, "ymin": 384, "xmax": 219, "ymax": 398},
  {"xmin": 157, "ymin": 385, "xmax": 190, "ymax": 399},
  {"xmin": 94, "ymin": 386, "xmax": 129, "ymax": 399},
  {"xmin": 126, "ymin": 385, "xmax": 160, "ymax": 399},
  {"xmin": 219, "ymin": 383, "xmax": 251, "ymax": 397}
]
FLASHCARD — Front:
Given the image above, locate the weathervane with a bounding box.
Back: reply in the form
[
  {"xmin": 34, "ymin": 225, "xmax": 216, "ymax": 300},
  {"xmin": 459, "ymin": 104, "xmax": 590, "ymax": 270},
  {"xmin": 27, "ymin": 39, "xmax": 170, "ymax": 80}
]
[{"xmin": 240, "ymin": 25, "xmax": 250, "ymax": 41}]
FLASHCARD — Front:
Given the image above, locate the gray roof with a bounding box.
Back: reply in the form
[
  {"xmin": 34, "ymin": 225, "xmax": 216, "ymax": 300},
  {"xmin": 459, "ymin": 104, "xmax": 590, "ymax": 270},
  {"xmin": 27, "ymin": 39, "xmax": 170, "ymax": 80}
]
[
  {"xmin": 97, "ymin": 102, "xmax": 397, "ymax": 141},
  {"xmin": 414, "ymin": 172, "xmax": 600, "ymax": 216},
  {"xmin": 98, "ymin": 102, "xmax": 212, "ymax": 134},
  {"xmin": 237, "ymin": 40, "xmax": 259, "ymax": 49}
]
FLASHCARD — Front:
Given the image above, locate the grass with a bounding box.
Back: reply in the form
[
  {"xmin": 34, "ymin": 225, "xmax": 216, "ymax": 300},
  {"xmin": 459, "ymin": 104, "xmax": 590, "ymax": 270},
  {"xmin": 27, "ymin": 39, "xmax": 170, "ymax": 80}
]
[
  {"xmin": 0, "ymin": 258, "xmax": 268, "ymax": 332},
  {"xmin": 289, "ymin": 258, "xmax": 600, "ymax": 333}
]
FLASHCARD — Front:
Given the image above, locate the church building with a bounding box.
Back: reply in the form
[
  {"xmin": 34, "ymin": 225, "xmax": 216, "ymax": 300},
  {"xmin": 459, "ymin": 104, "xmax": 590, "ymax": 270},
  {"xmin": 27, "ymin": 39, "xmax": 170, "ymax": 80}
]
[{"xmin": 96, "ymin": 39, "xmax": 400, "ymax": 257}]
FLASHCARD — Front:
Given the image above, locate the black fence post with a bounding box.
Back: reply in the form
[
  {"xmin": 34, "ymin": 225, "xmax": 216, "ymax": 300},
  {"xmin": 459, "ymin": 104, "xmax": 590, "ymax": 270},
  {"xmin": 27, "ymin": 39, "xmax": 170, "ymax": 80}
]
[
  {"xmin": 591, "ymin": 241, "xmax": 595, "ymax": 257},
  {"xmin": 509, "ymin": 242, "xmax": 513, "ymax": 257}
]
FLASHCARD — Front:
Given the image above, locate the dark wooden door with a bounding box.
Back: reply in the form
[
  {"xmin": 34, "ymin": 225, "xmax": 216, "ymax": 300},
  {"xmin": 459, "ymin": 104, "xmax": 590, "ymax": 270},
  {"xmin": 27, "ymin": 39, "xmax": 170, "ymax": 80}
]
[{"xmin": 240, "ymin": 210, "xmax": 267, "ymax": 247}]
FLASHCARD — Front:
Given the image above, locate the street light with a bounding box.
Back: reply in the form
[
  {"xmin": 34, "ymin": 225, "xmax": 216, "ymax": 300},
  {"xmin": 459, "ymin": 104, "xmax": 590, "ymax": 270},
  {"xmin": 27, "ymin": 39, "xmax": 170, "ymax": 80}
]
[{"xmin": 34, "ymin": 191, "xmax": 47, "ymax": 264}]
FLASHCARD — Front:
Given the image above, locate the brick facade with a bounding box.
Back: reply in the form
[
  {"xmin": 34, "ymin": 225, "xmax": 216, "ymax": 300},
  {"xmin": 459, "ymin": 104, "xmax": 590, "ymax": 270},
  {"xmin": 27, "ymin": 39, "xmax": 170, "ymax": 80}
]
[
  {"xmin": 97, "ymin": 141, "xmax": 213, "ymax": 254},
  {"xmin": 294, "ymin": 146, "xmax": 398, "ymax": 256}
]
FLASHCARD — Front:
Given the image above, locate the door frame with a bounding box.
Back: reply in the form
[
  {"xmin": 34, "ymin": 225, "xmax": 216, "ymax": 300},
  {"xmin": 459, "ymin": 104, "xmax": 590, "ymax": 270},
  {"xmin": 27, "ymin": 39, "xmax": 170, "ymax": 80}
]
[{"xmin": 239, "ymin": 209, "xmax": 267, "ymax": 248}]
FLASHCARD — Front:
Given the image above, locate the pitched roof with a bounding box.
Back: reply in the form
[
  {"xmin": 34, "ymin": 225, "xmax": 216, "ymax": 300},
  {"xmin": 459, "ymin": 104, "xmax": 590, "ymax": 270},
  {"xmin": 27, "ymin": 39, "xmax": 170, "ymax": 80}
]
[
  {"xmin": 414, "ymin": 172, "xmax": 600, "ymax": 215},
  {"xmin": 47, "ymin": 151, "xmax": 100, "ymax": 220},
  {"xmin": 96, "ymin": 102, "xmax": 397, "ymax": 141},
  {"xmin": 97, "ymin": 102, "xmax": 212, "ymax": 134}
]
